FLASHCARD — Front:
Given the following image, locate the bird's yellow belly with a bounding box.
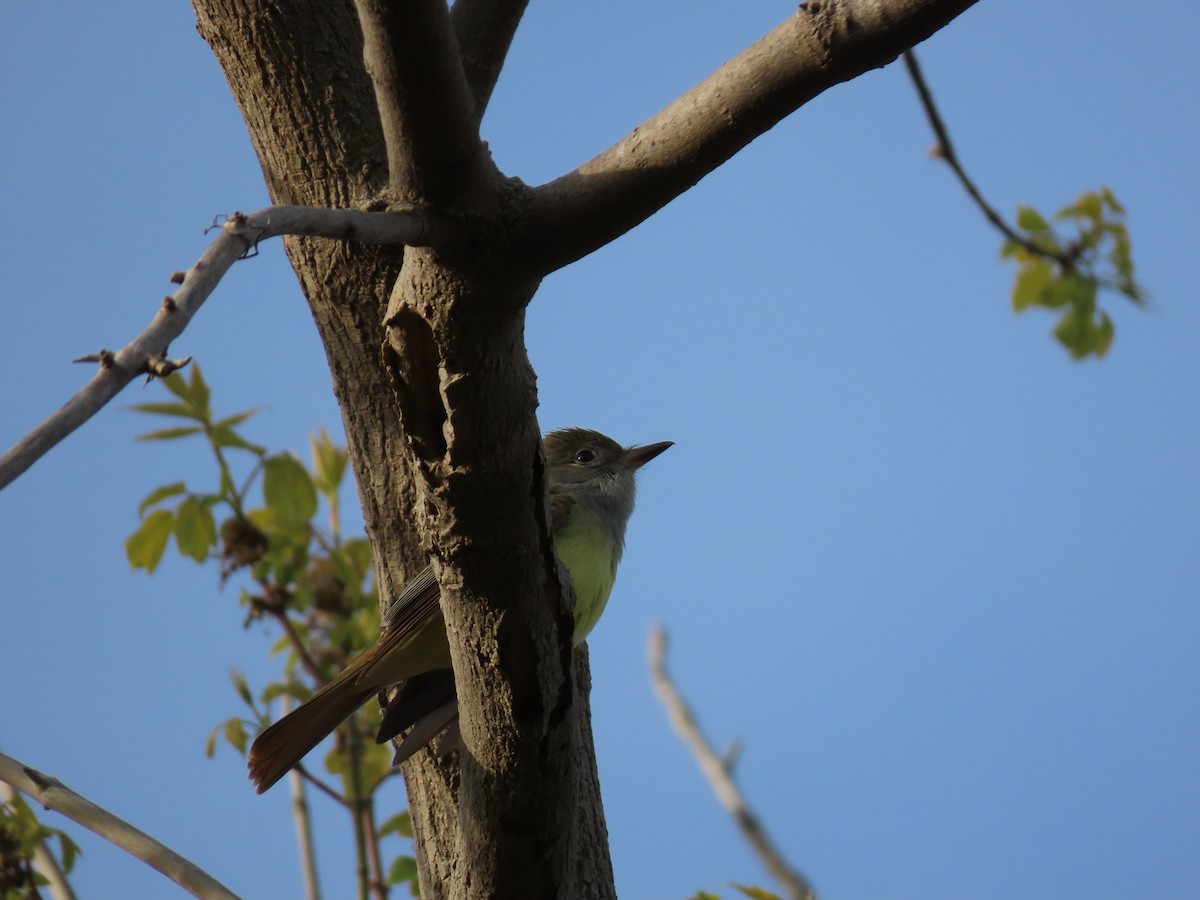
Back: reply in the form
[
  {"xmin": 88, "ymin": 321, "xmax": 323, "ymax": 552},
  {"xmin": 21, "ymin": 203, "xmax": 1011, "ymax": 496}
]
[{"xmin": 556, "ymin": 512, "xmax": 619, "ymax": 644}]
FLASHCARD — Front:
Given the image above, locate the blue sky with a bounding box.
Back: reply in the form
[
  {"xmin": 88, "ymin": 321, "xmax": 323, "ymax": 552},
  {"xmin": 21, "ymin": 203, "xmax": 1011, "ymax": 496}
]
[{"xmin": 2, "ymin": 2, "xmax": 1197, "ymax": 898}]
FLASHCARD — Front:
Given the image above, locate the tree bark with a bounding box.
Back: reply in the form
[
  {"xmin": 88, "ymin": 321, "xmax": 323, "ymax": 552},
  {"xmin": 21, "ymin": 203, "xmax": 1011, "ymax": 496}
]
[{"xmin": 189, "ymin": 1, "xmax": 978, "ymax": 896}]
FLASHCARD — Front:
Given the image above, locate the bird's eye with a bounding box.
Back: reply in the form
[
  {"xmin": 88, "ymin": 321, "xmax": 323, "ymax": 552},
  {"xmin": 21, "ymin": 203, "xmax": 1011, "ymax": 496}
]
[{"xmin": 574, "ymin": 448, "xmax": 596, "ymax": 464}]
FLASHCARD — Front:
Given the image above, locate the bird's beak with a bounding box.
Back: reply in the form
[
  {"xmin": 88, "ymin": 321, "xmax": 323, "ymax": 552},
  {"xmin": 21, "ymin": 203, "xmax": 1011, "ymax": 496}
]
[{"xmin": 618, "ymin": 440, "xmax": 673, "ymax": 471}]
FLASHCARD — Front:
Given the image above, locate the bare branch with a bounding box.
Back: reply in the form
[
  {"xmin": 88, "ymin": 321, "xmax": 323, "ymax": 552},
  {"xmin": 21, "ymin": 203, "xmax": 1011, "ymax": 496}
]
[
  {"xmin": 451, "ymin": 0, "xmax": 529, "ymax": 124},
  {"xmin": 649, "ymin": 626, "xmax": 816, "ymax": 900},
  {"xmin": 293, "ymin": 763, "xmax": 349, "ymax": 807},
  {"xmin": 902, "ymin": 50, "xmax": 1074, "ymax": 265},
  {"xmin": 0, "ymin": 205, "xmax": 445, "ymax": 491},
  {"xmin": 0, "ymin": 752, "xmax": 240, "ymax": 900},
  {"xmin": 353, "ymin": 0, "xmax": 488, "ymax": 203},
  {"xmin": 522, "ymin": 0, "xmax": 979, "ymax": 274},
  {"xmin": 261, "ymin": 588, "xmax": 329, "ymax": 689},
  {"xmin": 285, "ymin": 719, "xmax": 323, "ymax": 900}
]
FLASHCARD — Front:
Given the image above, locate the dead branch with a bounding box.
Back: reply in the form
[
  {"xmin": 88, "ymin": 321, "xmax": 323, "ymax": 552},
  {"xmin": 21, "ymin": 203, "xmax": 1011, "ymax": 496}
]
[
  {"xmin": 649, "ymin": 626, "xmax": 816, "ymax": 900},
  {"xmin": 0, "ymin": 751, "xmax": 240, "ymax": 900},
  {"xmin": 0, "ymin": 205, "xmax": 444, "ymax": 491}
]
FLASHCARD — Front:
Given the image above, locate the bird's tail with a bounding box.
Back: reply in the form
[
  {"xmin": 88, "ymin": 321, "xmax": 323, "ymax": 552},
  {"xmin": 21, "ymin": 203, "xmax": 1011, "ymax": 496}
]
[{"xmin": 248, "ymin": 676, "xmax": 377, "ymax": 793}]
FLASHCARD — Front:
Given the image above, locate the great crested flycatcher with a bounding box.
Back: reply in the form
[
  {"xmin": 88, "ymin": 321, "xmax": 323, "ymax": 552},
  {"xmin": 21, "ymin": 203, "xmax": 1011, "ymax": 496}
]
[{"xmin": 248, "ymin": 428, "xmax": 671, "ymax": 792}]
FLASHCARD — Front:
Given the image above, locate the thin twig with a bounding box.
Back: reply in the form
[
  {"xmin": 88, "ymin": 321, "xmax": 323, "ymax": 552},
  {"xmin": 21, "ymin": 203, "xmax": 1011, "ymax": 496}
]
[
  {"xmin": 361, "ymin": 795, "xmax": 389, "ymax": 900},
  {"xmin": 0, "ymin": 205, "xmax": 448, "ymax": 493},
  {"xmin": 902, "ymin": 50, "xmax": 1073, "ymax": 266},
  {"xmin": 283, "ymin": 694, "xmax": 322, "ymax": 900},
  {"xmin": 294, "ymin": 764, "xmax": 348, "ymax": 807},
  {"xmin": 648, "ymin": 626, "xmax": 816, "ymax": 900},
  {"xmin": 263, "ymin": 588, "xmax": 328, "ymax": 688},
  {"xmin": 0, "ymin": 752, "xmax": 240, "ymax": 900}
]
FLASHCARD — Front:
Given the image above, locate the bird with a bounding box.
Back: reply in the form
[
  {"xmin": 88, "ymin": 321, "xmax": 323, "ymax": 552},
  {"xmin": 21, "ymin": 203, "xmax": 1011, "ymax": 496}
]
[{"xmin": 247, "ymin": 427, "xmax": 672, "ymax": 792}]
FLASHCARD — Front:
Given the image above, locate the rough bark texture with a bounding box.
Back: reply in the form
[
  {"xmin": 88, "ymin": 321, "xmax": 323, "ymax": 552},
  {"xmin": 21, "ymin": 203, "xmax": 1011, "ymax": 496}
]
[
  {"xmin": 191, "ymin": 0, "xmax": 425, "ymax": 607},
  {"xmin": 188, "ymin": 0, "xmax": 978, "ymax": 896}
]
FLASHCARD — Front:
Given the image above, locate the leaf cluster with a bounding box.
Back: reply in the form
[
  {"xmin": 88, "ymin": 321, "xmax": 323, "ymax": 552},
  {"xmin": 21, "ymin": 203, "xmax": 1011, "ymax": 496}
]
[
  {"xmin": 125, "ymin": 365, "xmax": 418, "ymax": 896},
  {"xmin": 690, "ymin": 884, "xmax": 785, "ymax": 900},
  {"xmin": 1004, "ymin": 187, "xmax": 1144, "ymax": 359},
  {"xmin": 0, "ymin": 791, "xmax": 80, "ymax": 899}
]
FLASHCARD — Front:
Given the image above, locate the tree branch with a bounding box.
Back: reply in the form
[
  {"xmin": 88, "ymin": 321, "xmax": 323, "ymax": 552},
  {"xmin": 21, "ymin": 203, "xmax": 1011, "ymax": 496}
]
[
  {"xmin": 0, "ymin": 205, "xmax": 447, "ymax": 492},
  {"xmin": 521, "ymin": 0, "xmax": 979, "ymax": 274},
  {"xmin": 0, "ymin": 752, "xmax": 239, "ymax": 900},
  {"xmin": 649, "ymin": 627, "xmax": 816, "ymax": 900},
  {"xmin": 286, "ymin": 744, "xmax": 323, "ymax": 900},
  {"xmin": 353, "ymin": 0, "xmax": 490, "ymax": 203},
  {"xmin": 902, "ymin": 50, "xmax": 1075, "ymax": 266},
  {"xmin": 293, "ymin": 764, "xmax": 349, "ymax": 808},
  {"xmin": 450, "ymin": 0, "xmax": 529, "ymax": 124}
]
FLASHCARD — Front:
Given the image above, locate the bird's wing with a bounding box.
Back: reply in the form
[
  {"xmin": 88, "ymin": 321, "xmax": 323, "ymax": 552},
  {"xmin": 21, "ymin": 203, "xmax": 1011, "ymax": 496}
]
[
  {"xmin": 355, "ymin": 565, "xmax": 444, "ymax": 685},
  {"xmin": 381, "ymin": 564, "xmax": 439, "ymax": 631},
  {"xmin": 549, "ymin": 489, "xmax": 574, "ymax": 532},
  {"xmin": 373, "ymin": 491, "xmax": 570, "ymax": 671}
]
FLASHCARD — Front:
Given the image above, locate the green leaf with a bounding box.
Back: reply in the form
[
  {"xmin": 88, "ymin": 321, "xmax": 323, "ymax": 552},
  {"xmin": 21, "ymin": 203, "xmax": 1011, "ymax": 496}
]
[
  {"xmin": 213, "ymin": 408, "xmax": 260, "ymax": 430},
  {"xmin": 1028, "ymin": 230, "xmax": 1065, "ymax": 256},
  {"xmin": 189, "ymin": 364, "xmax": 211, "ymax": 414},
  {"xmin": 1053, "ymin": 304, "xmax": 1103, "ymax": 359},
  {"xmin": 205, "ymin": 726, "xmax": 219, "ymax": 758},
  {"xmin": 687, "ymin": 893, "xmax": 723, "ymax": 900},
  {"xmin": 174, "ymin": 497, "xmax": 217, "ymax": 562},
  {"xmin": 1057, "ymin": 190, "xmax": 1103, "ymax": 223},
  {"xmin": 138, "ymin": 482, "xmax": 188, "ymax": 516},
  {"xmin": 379, "ymin": 811, "xmax": 414, "ymax": 839},
  {"xmin": 159, "ymin": 371, "xmax": 193, "ymax": 402},
  {"xmin": 57, "ymin": 832, "xmax": 80, "ymax": 873},
  {"xmin": 332, "ymin": 538, "xmax": 376, "ymax": 591},
  {"xmin": 1101, "ymin": 185, "xmax": 1126, "ymax": 215},
  {"xmin": 126, "ymin": 509, "xmax": 175, "ymax": 573},
  {"xmin": 310, "ymin": 427, "xmax": 348, "ymax": 496},
  {"xmin": 1094, "ymin": 310, "xmax": 1115, "ymax": 358},
  {"xmin": 230, "ymin": 670, "xmax": 254, "ymax": 707},
  {"xmin": 343, "ymin": 538, "xmax": 374, "ymax": 574},
  {"xmin": 1016, "ymin": 204, "xmax": 1051, "ymax": 233},
  {"xmin": 1042, "ymin": 271, "xmax": 1097, "ymax": 311},
  {"xmin": 136, "ymin": 425, "xmax": 204, "ymax": 442},
  {"xmin": 387, "ymin": 855, "xmax": 419, "ymax": 891},
  {"xmin": 224, "ymin": 717, "xmax": 248, "ymax": 754},
  {"xmin": 731, "ymin": 885, "xmax": 783, "ymax": 900},
  {"xmin": 211, "ymin": 426, "xmax": 266, "ymax": 456},
  {"xmin": 356, "ymin": 731, "xmax": 396, "ymax": 792},
  {"xmin": 1011, "ymin": 259, "xmax": 1054, "ymax": 311},
  {"xmin": 246, "ymin": 506, "xmax": 278, "ymax": 532},
  {"xmin": 263, "ymin": 454, "xmax": 318, "ymax": 528},
  {"xmin": 128, "ymin": 401, "xmax": 203, "ymax": 421},
  {"xmin": 999, "ymin": 239, "xmax": 1023, "ymax": 260}
]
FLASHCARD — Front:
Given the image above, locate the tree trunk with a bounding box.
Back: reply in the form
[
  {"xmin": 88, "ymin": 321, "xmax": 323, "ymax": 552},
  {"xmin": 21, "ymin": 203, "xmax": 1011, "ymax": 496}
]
[
  {"xmin": 189, "ymin": 0, "xmax": 978, "ymax": 896},
  {"xmin": 192, "ymin": 2, "xmax": 615, "ymax": 895}
]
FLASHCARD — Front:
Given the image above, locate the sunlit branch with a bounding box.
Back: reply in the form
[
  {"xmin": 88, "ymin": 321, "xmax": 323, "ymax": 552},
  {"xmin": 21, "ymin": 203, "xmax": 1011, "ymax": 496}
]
[
  {"xmin": 524, "ymin": 0, "xmax": 979, "ymax": 274},
  {"xmin": 649, "ymin": 626, "xmax": 816, "ymax": 900},
  {"xmin": 0, "ymin": 752, "xmax": 239, "ymax": 900},
  {"xmin": 0, "ymin": 205, "xmax": 447, "ymax": 492}
]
